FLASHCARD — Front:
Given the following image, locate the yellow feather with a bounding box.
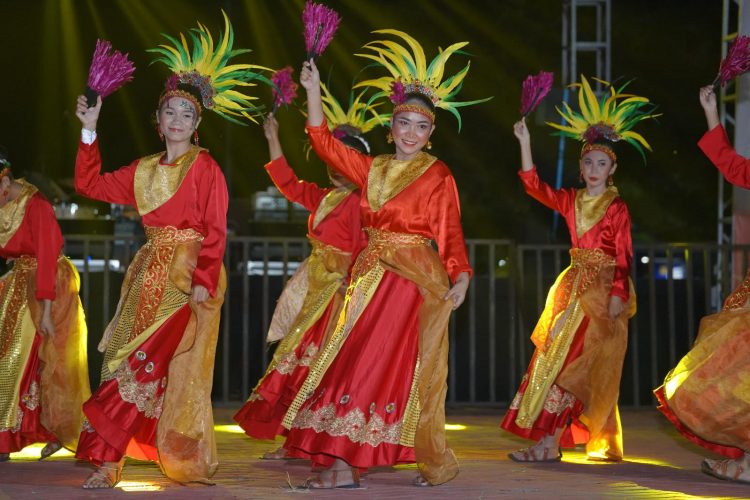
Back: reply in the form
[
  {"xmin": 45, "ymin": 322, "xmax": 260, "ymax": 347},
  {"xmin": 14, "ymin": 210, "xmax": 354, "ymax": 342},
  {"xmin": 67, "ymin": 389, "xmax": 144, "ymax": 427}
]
[
  {"xmin": 368, "ymin": 40, "xmax": 417, "ymax": 77},
  {"xmin": 580, "ymin": 76, "xmax": 602, "ymax": 122},
  {"xmin": 577, "ymin": 76, "xmax": 595, "ymax": 124},
  {"xmin": 352, "ymin": 76, "xmax": 393, "ymax": 93},
  {"xmin": 364, "ymin": 45, "xmax": 413, "ymax": 80},
  {"xmin": 621, "ymin": 130, "xmax": 652, "ymax": 150},
  {"xmin": 428, "ymin": 41, "xmax": 469, "ymax": 85},
  {"xmin": 371, "ymin": 29, "xmax": 427, "ymax": 79}
]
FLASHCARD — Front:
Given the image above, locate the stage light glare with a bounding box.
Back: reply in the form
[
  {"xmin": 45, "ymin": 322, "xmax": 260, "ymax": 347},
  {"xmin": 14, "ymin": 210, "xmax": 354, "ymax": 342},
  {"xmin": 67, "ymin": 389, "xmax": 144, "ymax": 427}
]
[
  {"xmin": 214, "ymin": 424, "xmax": 246, "ymax": 434},
  {"xmin": 10, "ymin": 443, "xmax": 74, "ymax": 460},
  {"xmin": 444, "ymin": 423, "xmax": 467, "ymax": 431},
  {"xmin": 118, "ymin": 480, "xmax": 163, "ymax": 492}
]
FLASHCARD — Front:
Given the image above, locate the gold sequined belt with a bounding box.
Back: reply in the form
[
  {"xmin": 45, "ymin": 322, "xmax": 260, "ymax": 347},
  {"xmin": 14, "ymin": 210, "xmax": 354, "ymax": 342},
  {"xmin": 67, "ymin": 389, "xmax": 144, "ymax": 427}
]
[
  {"xmin": 144, "ymin": 226, "xmax": 204, "ymax": 246},
  {"xmin": 11, "ymin": 254, "xmax": 66, "ymax": 271},
  {"xmin": 364, "ymin": 227, "xmax": 430, "ymax": 247},
  {"xmin": 569, "ymin": 248, "xmax": 614, "ymax": 269}
]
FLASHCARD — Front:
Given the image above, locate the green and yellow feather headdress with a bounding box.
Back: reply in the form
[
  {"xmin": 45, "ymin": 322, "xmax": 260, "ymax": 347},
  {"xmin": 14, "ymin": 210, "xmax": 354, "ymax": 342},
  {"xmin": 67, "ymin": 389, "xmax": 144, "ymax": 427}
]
[
  {"xmin": 148, "ymin": 10, "xmax": 273, "ymax": 125},
  {"xmin": 320, "ymin": 83, "xmax": 389, "ymax": 153},
  {"xmin": 353, "ymin": 29, "xmax": 491, "ymax": 130},
  {"xmin": 547, "ymin": 76, "xmax": 659, "ymax": 161}
]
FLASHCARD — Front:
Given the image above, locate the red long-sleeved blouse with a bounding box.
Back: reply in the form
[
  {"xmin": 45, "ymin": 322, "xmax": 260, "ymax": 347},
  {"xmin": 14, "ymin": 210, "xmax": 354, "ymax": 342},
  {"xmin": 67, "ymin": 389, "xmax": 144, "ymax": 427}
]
[
  {"xmin": 306, "ymin": 121, "xmax": 472, "ymax": 282},
  {"xmin": 519, "ymin": 167, "xmax": 632, "ymax": 301},
  {"xmin": 0, "ymin": 192, "xmax": 63, "ymax": 300},
  {"xmin": 75, "ymin": 139, "xmax": 228, "ymax": 295},
  {"xmin": 698, "ymin": 124, "xmax": 750, "ymax": 188},
  {"xmin": 265, "ymin": 156, "xmax": 363, "ymax": 254}
]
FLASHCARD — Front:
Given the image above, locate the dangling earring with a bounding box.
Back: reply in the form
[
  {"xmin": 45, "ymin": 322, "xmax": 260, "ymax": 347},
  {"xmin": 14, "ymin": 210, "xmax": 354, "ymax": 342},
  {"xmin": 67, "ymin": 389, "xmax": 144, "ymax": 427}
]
[
  {"xmin": 157, "ymin": 126, "xmax": 164, "ymax": 142},
  {"xmin": 426, "ymin": 140, "xmax": 432, "ymax": 150},
  {"xmin": 193, "ymin": 130, "xmax": 200, "ymax": 146},
  {"xmin": 386, "ymin": 131, "xmax": 393, "ymax": 144},
  {"xmin": 607, "ymin": 175, "xmax": 614, "ymax": 186}
]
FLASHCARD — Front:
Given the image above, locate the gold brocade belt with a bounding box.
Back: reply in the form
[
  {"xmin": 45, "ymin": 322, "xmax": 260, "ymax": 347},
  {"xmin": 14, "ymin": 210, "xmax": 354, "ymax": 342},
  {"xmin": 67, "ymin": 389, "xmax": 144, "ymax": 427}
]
[
  {"xmin": 144, "ymin": 226, "xmax": 204, "ymax": 245},
  {"xmin": 12, "ymin": 255, "xmax": 39, "ymax": 271},
  {"xmin": 353, "ymin": 227, "xmax": 430, "ymax": 278}
]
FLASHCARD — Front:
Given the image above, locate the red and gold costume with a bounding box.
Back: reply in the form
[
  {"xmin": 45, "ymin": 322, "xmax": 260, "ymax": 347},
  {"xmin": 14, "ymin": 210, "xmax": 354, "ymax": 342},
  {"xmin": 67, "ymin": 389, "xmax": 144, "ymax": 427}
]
[
  {"xmin": 280, "ymin": 121, "xmax": 471, "ymax": 485},
  {"xmin": 73, "ymin": 139, "xmax": 227, "ymax": 482},
  {"xmin": 234, "ymin": 156, "xmax": 364, "ymax": 439},
  {"xmin": 0, "ymin": 181, "xmax": 89, "ymax": 454},
  {"xmin": 501, "ymin": 167, "xmax": 635, "ymax": 461},
  {"xmin": 655, "ymin": 124, "xmax": 750, "ymax": 458}
]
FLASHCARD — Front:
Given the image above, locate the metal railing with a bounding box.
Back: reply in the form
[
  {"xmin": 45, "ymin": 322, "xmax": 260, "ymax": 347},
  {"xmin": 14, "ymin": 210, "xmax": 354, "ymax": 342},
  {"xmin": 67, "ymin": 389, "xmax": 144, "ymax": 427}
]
[{"xmin": 37, "ymin": 235, "xmax": 750, "ymax": 408}]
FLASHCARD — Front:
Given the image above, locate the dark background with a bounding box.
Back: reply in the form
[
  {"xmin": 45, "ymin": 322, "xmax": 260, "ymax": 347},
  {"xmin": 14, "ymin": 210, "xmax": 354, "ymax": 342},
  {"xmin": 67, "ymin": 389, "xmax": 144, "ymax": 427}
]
[{"xmin": 0, "ymin": 0, "xmax": 722, "ymax": 243}]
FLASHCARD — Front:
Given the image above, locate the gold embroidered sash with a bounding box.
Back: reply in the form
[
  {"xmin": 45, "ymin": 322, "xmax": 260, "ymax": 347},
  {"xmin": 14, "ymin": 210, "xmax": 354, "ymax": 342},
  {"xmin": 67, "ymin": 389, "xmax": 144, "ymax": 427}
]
[
  {"xmin": 515, "ymin": 248, "xmax": 616, "ymax": 429},
  {"xmin": 0, "ymin": 256, "xmax": 37, "ymax": 429},
  {"xmin": 312, "ymin": 187, "xmax": 353, "ymax": 230},
  {"xmin": 367, "ymin": 152, "xmax": 437, "ymax": 211},
  {"xmin": 575, "ymin": 186, "xmax": 618, "ymax": 238},
  {"xmin": 0, "ymin": 180, "xmax": 38, "ymax": 247},
  {"xmin": 134, "ymin": 146, "xmax": 204, "ymax": 215},
  {"xmin": 101, "ymin": 226, "xmax": 203, "ymax": 379}
]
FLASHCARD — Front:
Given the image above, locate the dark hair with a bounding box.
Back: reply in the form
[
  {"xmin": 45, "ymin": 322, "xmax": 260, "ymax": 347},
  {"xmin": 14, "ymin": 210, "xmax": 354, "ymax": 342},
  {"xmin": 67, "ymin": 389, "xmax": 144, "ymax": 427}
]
[
  {"xmin": 338, "ymin": 134, "xmax": 369, "ymax": 155},
  {"xmin": 0, "ymin": 145, "xmax": 9, "ymax": 166},
  {"xmin": 403, "ymin": 92, "xmax": 436, "ymax": 113}
]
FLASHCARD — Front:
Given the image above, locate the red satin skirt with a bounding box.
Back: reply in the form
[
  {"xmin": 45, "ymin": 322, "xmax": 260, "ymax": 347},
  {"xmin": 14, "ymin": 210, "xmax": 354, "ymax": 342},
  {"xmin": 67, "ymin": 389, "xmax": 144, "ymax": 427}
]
[
  {"xmin": 501, "ymin": 318, "xmax": 589, "ymax": 447},
  {"xmin": 75, "ymin": 305, "xmax": 192, "ymax": 465},
  {"xmin": 0, "ymin": 334, "xmax": 55, "ymax": 453},
  {"xmin": 284, "ymin": 271, "xmax": 419, "ymax": 468},
  {"xmin": 234, "ymin": 302, "xmax": 337, "ymax": 440}
]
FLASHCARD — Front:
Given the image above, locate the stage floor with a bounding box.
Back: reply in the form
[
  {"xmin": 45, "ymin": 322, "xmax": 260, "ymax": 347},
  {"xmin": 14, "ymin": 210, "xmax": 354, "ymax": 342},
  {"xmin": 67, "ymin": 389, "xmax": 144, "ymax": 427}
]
[{"xmin": 0, "ymin": 407, "xmax": 747, "ymax": 499}]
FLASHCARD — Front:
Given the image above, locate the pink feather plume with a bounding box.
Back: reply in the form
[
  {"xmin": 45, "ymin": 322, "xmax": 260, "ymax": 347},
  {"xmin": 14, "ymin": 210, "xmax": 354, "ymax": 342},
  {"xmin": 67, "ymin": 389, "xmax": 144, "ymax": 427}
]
[
  {"xmin": 717, "ymin": 35, "xmax": 750, "ymax": 87},
  {"xmin": 85, "ymin": 39, "xmax": 135, "ymax": 106},
  {"xmin": 271, "ymin": 67, "xmax": 299, "ymax": 112},
  {"xmin": 303, "ymin": 1, "xmax": 341, "ymax": 61},
  {"xmin": 520, "ymin": 71, "xmax": 554, "ymax": 116}
]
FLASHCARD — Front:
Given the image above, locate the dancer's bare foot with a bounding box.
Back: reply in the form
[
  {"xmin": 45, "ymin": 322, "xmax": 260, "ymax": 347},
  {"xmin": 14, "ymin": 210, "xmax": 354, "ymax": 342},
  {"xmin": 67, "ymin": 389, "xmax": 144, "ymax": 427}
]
[
  {"xmin": 305, "ymin": 467, "xmax": 360, "ymax": 489},
  {"xmin": 508, "ymin": 439, "xmax": 562, "ymax": 463},
  {"xmin": 702, "ymin": 454, "xmax": 750, "ymax": 484},
  {"xmin": 82, "ymin": 461, "xmax": 123, "ymax": 489},
  {"xmin": 261, "ymin": 446, "xmax": 288, "ymax": 460}
]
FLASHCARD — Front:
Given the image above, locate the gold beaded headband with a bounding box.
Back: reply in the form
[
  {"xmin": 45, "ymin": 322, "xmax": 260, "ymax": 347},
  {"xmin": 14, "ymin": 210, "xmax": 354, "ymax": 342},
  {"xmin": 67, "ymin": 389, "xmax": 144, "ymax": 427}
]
[
  {"xmin": 581, "ymin": 143, "xmax": 617, "ymax": 162},
  {"xmin": 393, "ymin": 103, "xmax": 435, "ymax": 122}
]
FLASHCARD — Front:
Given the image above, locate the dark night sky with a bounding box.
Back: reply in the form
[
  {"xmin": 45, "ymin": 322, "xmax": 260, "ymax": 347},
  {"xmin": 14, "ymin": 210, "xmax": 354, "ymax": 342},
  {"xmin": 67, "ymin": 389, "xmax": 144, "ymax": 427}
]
[{"xmin": 0, "ymin": 0, "xmax": 722, "ymax": 242}]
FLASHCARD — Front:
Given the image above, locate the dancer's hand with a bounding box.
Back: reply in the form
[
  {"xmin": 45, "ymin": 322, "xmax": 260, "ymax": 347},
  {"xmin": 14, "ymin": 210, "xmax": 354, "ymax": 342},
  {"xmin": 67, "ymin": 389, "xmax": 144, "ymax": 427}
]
[
  {"xmin": 300, "ymin": 59, "xmax": 320, "ymax": 92},
  {"xmin": 191, "ymin": 285, "xmax": 209, "ymax": 304},
  {"xmin": 40, "ymin": 300, "xmax": 55, "ymax": 337},
  {"xmin": 444, "ymin": 272, "xmax": 470, "ymax": 310},
  {"xmin": 76, "ymin": 95, "xmax": 101, "ymax": 132},
  {"xmin": 608, "ymin": 295, "xmax": 625, "ymax": 320},
  {"xmin": 513, "ymin": 118, "xmax": 530, "ymax": 144},
  {"xmin": 263, "ymin": 114, "xmax": 283, "ymax": 160},
  {"xmin": 700, "ymin": 85, "xmax": 720, "ymax": 130}
]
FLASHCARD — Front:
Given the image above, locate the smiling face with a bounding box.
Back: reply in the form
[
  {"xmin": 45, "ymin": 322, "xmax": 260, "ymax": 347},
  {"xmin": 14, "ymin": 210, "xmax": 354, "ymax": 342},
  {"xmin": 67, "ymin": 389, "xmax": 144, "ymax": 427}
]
[
  {"xmin": 156, "ymin": 96, "xmax": 201, "ymax": 144},
  {"xmin": 579, "ymin": 149, "xmax": 617, "ymax": 193},
  {"xmin": 390, "ymin": 101, "xmax": 435, "ymax": 160}
]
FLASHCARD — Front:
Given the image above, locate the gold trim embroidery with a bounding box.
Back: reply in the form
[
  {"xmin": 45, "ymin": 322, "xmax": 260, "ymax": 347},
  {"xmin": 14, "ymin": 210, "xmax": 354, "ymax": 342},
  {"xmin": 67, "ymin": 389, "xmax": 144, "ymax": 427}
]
[
  {"xmin": 275, "ymin": 344, "xmax": 320, "ymax": 375},
  {"xmin": 134, "ymin": 146, "xmax": 204, "ymax": 215},
  {"xmin": 723, "ymin": 269, "xmax": 750, "ymax": 311},
  {"xmin": 312, "ymin": 187, "xmax": 353, "ymax": 230},
  {"xmin": 367, "ymin": 152, "xmax": 437, "ymax": 211},
  {"xmin": 292, "ymin": 403, "xmax": 405, "ymax": 447},
  {"xmin": 0, "ymin": 407, "xmax": 23, "ymax": 433},
  {"xmin": 21, "ymin": 381, "xmax": 39, "ymax": 411},
  {"xmin": 115, "ymin": 362, "xmax": 163, "ymax": 419},
  {"xmin": 0, "ymin": 180, "xmax": 37, "ymax": 247}
]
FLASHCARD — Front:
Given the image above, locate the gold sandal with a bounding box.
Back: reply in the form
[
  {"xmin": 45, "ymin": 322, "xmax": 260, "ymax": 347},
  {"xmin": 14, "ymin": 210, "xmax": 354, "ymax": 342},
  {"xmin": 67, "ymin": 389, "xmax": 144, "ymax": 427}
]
[
  {"xmin": 39, "ymin": 441, "xmax": 62, "ymax": 461},
  {"xmin": 82, "ymin": 464, "xmax": 122, "ymax": 489}
]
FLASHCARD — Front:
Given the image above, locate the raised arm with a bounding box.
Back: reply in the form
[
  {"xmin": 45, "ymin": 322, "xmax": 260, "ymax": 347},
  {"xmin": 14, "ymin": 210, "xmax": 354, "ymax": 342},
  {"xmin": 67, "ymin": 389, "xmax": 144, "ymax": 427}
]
[
  {"xmin": 514, "ymin": 118, "xmax": 566, "ymax": 211},
  {"xmin": 697, "ymin": 119, "xmax": 750, "ymax": 190},
  {"xmin": 263, "ymin": 114, "xmax": 326, "ymax": 211},
  {"xmin": 300, "ymin": 60, "xmax": 370, "ymax": 187},
  {"xmin": 74, "ymin": 94, "xmax": 136, "ymax": 204}
]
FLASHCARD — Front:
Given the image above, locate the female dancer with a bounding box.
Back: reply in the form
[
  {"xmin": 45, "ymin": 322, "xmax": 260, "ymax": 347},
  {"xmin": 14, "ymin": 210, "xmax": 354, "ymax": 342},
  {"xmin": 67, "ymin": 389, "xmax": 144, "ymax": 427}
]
[
  {"xmin": 234, "ymin": 108, "xmax": 371, "ymax": 456},
  {"xmin": 73, "ymin": 13, "xmax": 268, "ymax": 488},
  {"xmin": 501, "ymin": 77, "xmax": 656, "ymax": 462},
  {"xmin": 281, "ymin": 29, "xmax": 487, "ymax": 488},
  {"xmin": 655, "ymin": 85, "xmax": 750, "ymax": 483},
  {"xmin": 0, "ymin": 152, "xmax": 89, "ymax": 462}
]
